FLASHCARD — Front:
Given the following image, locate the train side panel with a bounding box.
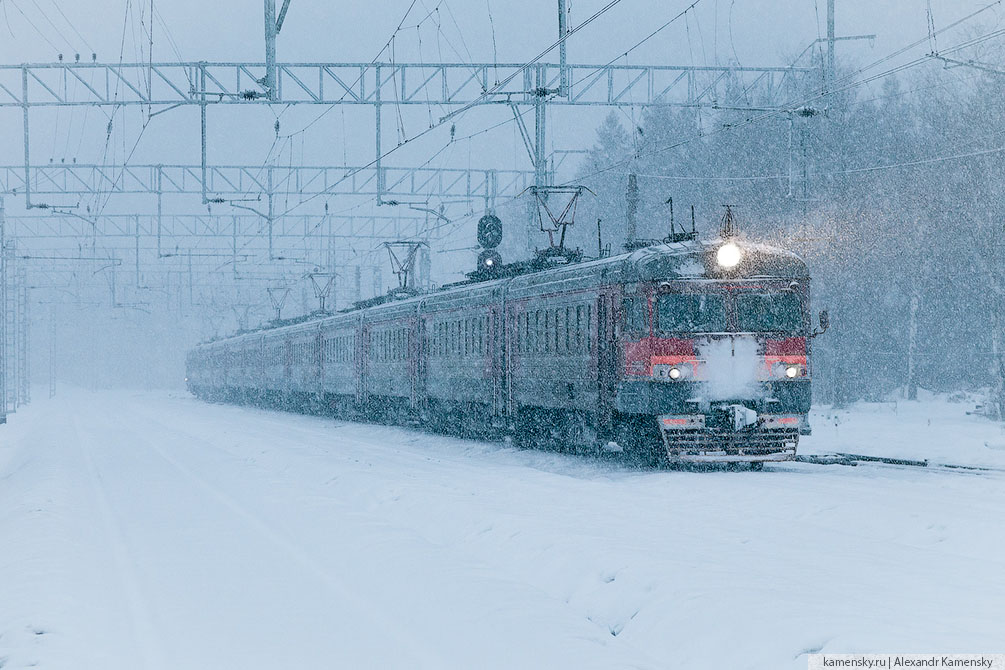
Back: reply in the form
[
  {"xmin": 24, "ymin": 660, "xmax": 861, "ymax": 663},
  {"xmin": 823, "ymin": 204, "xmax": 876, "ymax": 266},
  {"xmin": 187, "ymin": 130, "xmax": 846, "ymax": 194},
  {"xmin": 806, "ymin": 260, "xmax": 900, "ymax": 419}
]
[{"xmin": 422, "ymin": 285, "xmax": 498, "ymax": 414}]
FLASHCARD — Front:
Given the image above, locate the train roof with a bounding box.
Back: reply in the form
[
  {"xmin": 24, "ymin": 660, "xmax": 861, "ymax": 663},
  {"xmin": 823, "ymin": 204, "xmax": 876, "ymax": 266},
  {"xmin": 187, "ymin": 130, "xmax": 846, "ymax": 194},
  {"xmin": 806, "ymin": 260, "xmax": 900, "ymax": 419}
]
[{"xmin": 193, "ymin": 238, "xmax": 807, "ymax": 350}]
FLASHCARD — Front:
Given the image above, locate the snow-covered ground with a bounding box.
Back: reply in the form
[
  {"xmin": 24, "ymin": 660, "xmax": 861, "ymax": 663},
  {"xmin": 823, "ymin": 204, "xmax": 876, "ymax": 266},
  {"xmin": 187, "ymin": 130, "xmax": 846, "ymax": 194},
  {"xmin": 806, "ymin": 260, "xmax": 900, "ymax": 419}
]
[{"xmin": 1, "ymin": 389, "xmax": 1003, "ymax": 670}]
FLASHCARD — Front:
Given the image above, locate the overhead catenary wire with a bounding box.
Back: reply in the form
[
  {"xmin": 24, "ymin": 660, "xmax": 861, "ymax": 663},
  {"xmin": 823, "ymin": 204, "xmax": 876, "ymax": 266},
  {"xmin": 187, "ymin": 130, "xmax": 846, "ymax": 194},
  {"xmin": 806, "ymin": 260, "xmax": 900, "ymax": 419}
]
[
  {"xmin": 393, "ymin": 17, "xmax": 1005, "ymax": 258},
  {"xmin": 274, "ymin": 0, "xmax": 632, "ymax": 220},
  {"xmin": 568, "ymin": 0, "xmax": 703, "ymax": 91},
  {"xmin": 254, "ymin": 0, "xmax": 1004, "ymax": 274},
  {"xmin": 15, "ymin": 1, "xmax": 1005, "ymax": 311},
  {"xmin": 7, "ymin": 0, "xmax": 62, "ymax": 52},
  {"xmin": 563, "ymin": 7, "xmax": 1005, "ymax": 191},
  {"xmin": 224, "ymin": 0, "xmax": 448, "ymax": 211}
]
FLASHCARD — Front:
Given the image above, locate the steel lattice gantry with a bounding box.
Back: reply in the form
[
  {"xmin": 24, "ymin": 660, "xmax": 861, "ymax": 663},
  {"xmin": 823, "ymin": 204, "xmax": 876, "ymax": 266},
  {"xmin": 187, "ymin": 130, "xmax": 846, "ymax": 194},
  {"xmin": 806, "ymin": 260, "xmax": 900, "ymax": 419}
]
[
  {"xmin": 0, "ymin": 60, "xmax": 810, "ymax": 204},
  {"xmin": 0, "ymin": 164, "xmax": 532, "ymax": 207},
  {"xmin": 0, "ymin": 61, "xmax": 806, "ymax": 107},
  {"xmin": 4, "ymin": 213, "xmax": 434, "ymax": 240}
]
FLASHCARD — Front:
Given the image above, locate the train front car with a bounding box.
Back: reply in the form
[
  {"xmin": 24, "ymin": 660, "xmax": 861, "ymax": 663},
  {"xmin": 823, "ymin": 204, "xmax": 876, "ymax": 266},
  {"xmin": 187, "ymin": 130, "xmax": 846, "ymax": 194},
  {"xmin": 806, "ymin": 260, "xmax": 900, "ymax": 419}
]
[{"xmin": 616, "ymin": 239, "xmax": 814, "ymax": 466}]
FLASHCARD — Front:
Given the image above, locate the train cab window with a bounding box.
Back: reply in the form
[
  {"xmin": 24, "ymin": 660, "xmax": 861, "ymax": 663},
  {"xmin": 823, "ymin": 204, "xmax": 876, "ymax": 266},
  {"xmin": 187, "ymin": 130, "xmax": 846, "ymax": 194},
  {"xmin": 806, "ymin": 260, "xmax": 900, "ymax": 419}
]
[
  {"xmin": 657, "ymin": 294, "xmax": 727, "ymax": 333},
  {"xmin": 621, "ymin": 297, "xmax": 647, "ymax": 333},
  {"xmin": 737, "ymin": 293, "xmax": 803, "ymax": 332}
]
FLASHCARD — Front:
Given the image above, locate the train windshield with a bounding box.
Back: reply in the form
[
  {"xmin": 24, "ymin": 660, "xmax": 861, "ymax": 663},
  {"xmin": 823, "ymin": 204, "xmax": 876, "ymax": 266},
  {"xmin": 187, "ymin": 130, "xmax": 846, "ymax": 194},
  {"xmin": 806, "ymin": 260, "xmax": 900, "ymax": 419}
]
[
  {"xmin": 736, "ymin": 293, "xmax": 803, "ymax": 332},
  {"xmin": 656, "ymin": 294, "xmax": 727, "ymax": 333}
]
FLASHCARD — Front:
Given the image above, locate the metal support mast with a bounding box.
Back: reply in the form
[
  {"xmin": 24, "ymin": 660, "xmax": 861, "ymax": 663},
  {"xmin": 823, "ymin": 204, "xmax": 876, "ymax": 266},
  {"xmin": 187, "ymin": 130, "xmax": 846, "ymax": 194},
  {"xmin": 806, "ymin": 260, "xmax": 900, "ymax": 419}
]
[
  {"xmin": 558, "ymin": 0, "xmax": 568, "ymax": 94},
  {"xmin": 827, "ymin": 0, "xmax": 836, "ymax": 85},
  {"xmin": 2, "ymin": 242, "xmax": 17, "ymax": 413},
  {"xmin": 0, "ymin": 195, "xmax": 5, "ymax": 423},
  {"xmin": 264, "ymin": 0, "xmax": 278, "ymax": 100},
  {"xmin": 49, "ymin": 303, "xmax": 55, "ymax": 399},
  {"xmin": 16, "ymin": 263, "xmax": 27, "ymax": 406}
]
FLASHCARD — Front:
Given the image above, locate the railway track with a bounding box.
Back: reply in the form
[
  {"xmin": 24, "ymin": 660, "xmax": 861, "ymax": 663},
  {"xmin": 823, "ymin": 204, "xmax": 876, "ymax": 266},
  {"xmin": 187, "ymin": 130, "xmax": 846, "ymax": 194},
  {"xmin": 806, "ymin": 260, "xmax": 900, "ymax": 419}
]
[{"xmin": 796, "ymin": 452, "xmax": 1005, "ymax": 475}]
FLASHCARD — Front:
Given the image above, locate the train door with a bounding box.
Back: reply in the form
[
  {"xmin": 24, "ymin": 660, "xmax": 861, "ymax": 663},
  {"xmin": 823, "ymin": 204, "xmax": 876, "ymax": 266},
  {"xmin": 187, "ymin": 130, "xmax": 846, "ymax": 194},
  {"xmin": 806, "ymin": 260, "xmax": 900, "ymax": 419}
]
[
  {"xmin": 411, "ymin": 315, "xmax": 424, "ymax": 412},
  {"xmin": 503, "ymin": 300, "xmax": 518, "ymax": 420},
  {"xmin": 489, "ymin": 302, "xmax": 503, "ymax": 419},
  {"xmin": 283, "ymin": 339, "xmax": 292, "ymax": 393},
  {"xmin": 355, "ymin": 318, "xmax": 368, "ymax": 405},
  {"xmin": 259, "ymin": 336, "xmax": 266, "ymax": 393},
  {"xmin": 596, "ymin": 291, "xmax": 618, "ymax": 434},
  {"xmin": 315, "ymin": 328, "xmax": 323, "ymax": 400}
]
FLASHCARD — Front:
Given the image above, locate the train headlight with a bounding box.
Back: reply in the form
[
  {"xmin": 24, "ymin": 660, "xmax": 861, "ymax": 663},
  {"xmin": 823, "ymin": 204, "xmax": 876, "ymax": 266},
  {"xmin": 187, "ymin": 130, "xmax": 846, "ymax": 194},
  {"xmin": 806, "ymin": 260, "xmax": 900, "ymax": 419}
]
[
  {"xmin": 716, "ymin": 242, "xmax": 742, "ymax": 268},
  {"xmin": 771, "ymin": 362, "xmax": 803, "ymax": 379},
  {"xmin": 653, "ymin": 363, "xmax": 692, "ymax": 380}
]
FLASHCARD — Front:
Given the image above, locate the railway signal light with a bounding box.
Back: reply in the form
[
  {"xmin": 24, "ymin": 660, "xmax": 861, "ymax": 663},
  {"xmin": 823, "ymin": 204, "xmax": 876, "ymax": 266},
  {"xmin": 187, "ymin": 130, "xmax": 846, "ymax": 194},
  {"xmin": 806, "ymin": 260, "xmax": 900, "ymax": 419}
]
[
  {"xmin": 477, "ymin": 249, "xmax": 502, "ymax": 275},
  {"xmin": 477, "ymin": 214, "xmax": 503, "ymax": 249}
]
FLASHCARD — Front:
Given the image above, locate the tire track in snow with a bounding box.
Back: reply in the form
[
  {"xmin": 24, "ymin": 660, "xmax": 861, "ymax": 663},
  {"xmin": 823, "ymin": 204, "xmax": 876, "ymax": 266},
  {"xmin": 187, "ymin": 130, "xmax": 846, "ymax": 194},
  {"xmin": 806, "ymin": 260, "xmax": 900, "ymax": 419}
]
[
  {"xmin": 121, "ymin": 398, "xmax": 672, "ymax": 667},
  {"xmin": 87, "ymin": 404, "xmax": 445, "ymax": 670},
  {"xmin": 69, "ymin": 411, "xmax": 168, "ymax": 670}
]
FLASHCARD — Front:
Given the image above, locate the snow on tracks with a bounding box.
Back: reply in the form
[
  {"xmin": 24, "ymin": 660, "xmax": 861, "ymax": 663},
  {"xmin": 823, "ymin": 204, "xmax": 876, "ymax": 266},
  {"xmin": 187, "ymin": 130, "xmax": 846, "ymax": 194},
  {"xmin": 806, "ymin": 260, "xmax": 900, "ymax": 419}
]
[{"xmin": 2, "ymin": 389, "xmax": 1005, "ymax": 669}]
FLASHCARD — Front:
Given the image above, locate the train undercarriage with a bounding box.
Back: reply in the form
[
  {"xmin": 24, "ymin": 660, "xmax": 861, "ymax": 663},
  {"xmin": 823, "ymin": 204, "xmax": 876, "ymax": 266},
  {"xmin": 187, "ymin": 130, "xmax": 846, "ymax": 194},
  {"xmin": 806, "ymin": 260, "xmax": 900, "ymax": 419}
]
[{"xmin": 190, "ymin": 385, "xmax": 801, "ymax": 469}]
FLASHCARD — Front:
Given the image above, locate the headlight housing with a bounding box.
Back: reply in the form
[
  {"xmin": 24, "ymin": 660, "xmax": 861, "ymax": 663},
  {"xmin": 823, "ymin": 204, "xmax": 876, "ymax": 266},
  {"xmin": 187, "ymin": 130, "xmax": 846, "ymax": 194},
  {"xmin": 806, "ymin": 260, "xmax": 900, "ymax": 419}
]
[
  {"xmin": 653, "ymin": 362, "xmax": 694, "ymax": 381},
  {"xmin": 771, "ymin": 362, "xmax": 805, "ymax": 379}
]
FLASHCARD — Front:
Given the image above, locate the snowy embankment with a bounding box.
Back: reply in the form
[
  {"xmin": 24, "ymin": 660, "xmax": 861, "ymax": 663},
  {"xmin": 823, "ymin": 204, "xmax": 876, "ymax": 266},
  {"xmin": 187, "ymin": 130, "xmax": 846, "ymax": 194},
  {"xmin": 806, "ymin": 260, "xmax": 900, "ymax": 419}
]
[
  {"xmin": 804, "ymin": 391, "xmax": 1005, "ymax": 468},
  {"xmin": 1, "ymin": 389, "xmax": 1003, "ymax": 669}
]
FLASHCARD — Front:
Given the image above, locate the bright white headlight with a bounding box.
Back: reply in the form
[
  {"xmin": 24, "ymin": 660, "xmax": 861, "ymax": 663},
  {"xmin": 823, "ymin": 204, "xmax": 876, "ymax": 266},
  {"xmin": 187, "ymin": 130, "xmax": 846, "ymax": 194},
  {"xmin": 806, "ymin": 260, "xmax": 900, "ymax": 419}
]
[
  {"xmin": 785, "ymin": 365, "xmax": 799, "ymax": 378},
  {"xmin": 716, "ymin": 242, "xmax": 742, "ymax": 268},
  {"xmin": 668, "ymin": 367, "xmax": 682, "ymax": 379}
]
